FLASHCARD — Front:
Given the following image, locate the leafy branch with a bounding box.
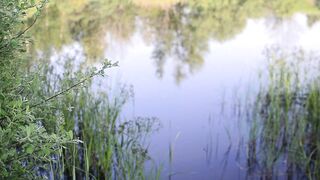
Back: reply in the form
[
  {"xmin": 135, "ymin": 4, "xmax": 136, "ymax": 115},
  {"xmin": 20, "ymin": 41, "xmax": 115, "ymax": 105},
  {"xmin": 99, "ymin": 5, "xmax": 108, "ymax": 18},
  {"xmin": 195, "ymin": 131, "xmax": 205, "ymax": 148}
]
[
  {"xmin": 31, "ymin": 61, "xmax": 118, "ymax": 108},
  {"xmin": 0, "ymin": 61, "xmax": 118, "ymax": 122},
  {"xmin": 0, "ymin": 0, "xmax": 48, "ymax": 50}
]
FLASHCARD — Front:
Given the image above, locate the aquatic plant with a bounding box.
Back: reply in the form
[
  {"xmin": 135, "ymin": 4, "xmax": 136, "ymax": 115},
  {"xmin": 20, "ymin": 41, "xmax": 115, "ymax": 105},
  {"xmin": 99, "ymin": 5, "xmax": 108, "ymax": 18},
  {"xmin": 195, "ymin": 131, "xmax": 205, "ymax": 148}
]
[{"xmin": 245, "ymin": 48, "xmax": 320, "ymax": 179}]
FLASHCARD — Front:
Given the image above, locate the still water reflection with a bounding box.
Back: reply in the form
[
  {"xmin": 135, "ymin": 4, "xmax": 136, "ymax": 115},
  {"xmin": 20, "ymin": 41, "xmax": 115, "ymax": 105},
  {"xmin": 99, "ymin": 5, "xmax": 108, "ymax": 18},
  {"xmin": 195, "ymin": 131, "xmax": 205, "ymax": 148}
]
[{"xmin": 30, "ymin": 0, "xmax": 320, "ymax": 179}]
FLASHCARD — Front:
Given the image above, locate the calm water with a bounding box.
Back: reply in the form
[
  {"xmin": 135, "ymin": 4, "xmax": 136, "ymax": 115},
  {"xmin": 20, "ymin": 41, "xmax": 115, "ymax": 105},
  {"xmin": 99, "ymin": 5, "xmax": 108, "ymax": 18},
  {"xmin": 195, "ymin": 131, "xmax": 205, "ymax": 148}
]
[{"xmin": 30, "ymin": 1, "xmax": 320, "ymax": 179}]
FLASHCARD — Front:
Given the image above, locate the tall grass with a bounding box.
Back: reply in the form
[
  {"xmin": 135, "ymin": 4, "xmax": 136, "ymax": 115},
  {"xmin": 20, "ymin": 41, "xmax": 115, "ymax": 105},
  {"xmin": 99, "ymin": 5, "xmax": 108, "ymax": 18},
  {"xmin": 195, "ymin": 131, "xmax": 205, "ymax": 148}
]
[{"xmin": 34, "ymin": 59, "xmax": 161, "ymax": 179}]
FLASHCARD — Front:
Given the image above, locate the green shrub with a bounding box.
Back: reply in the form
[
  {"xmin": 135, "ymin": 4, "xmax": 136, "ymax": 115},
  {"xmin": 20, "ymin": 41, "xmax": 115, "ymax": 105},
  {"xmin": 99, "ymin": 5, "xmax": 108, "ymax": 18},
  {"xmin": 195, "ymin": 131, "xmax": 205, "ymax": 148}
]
[{"xmin": 0, "ymin": 0, "xmax": 74, "ymax": 178}]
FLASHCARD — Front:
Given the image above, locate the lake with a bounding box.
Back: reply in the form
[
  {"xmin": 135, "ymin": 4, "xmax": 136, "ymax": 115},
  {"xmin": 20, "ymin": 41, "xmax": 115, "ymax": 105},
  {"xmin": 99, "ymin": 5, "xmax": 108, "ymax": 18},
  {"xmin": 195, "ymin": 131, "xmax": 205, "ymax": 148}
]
[{"xmin": 29, "ymin": 1, "xmax": 320, "ymax": 179}]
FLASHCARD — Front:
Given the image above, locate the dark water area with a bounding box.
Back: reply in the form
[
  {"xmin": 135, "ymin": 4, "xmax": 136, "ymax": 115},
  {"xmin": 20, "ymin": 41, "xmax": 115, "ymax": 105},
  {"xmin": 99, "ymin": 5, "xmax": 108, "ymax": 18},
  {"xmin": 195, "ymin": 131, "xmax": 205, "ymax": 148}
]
[{"xmin": 29, "ymin": 0, "xmax": 320, "ymax": 179}]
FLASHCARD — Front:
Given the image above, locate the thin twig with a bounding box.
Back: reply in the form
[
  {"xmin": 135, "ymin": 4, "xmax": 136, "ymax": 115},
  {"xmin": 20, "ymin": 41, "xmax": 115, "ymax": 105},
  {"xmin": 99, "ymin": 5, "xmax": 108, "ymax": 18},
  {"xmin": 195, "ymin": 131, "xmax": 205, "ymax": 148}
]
[
  {"xmin": 0, "ymin": 1, "xmax": 47, "ymax": 50},
  {"xmin": 30, "ymin": 73, "xmax": 97, "ymax": 109},
  {"xmin": 16, "ymin": 15, "xmax": 39, "ymax": 40},
  {"xmin": 28, "ymin": 60, "xmax": 117, "ymax": 109}
]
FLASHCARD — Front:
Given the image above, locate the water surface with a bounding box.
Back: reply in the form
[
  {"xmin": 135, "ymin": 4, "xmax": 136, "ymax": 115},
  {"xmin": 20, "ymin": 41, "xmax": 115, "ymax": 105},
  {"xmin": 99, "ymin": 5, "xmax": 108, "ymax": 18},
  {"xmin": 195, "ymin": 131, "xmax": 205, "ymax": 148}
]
[{"xmin": 29, "ymin": 1, "xmax": 320, "ymax": 179}]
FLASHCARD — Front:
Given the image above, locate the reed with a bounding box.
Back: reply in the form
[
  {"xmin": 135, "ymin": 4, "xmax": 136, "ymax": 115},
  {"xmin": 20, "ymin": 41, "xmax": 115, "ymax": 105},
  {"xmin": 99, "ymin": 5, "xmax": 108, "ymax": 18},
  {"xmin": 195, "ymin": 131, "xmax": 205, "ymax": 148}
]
[
  {"xmin": 35, "ymin": 58, "xmax": 161, "ymax": 179},
  {"xmin": 244, "ymin": 48, "xmax": 320, "ymax": 179}
]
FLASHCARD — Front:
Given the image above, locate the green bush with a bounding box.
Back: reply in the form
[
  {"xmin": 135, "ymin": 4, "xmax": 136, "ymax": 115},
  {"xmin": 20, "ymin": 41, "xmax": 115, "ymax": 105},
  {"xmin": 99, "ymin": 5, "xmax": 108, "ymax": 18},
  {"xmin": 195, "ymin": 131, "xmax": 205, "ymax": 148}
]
[{"xmin": 0, "ymin": 0, "xmax": 74, "ymax": 178}]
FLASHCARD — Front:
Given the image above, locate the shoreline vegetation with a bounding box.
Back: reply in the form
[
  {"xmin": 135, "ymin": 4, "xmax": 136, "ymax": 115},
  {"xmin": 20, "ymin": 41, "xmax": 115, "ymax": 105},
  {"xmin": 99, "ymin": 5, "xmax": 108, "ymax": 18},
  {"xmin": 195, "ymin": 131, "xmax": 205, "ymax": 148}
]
[
  {"xmin": 1, "ymin": 0, "xmax": 159, "ymax": 179},
  {"xmin": 2, "ymin": 0, "xmax": 320, "ymax": 179},
  {"xmin": 241, "ymin": 48, "xmax": 320, "ymax": 179}
]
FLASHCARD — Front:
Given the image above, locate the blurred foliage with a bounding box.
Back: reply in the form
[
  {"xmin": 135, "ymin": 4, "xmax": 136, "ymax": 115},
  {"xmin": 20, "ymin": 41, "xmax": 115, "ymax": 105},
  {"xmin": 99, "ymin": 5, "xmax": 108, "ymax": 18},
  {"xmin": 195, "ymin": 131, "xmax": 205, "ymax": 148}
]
[{"xmin": 29, "ymin": 0, "xmax": 320, "ymax": 83}]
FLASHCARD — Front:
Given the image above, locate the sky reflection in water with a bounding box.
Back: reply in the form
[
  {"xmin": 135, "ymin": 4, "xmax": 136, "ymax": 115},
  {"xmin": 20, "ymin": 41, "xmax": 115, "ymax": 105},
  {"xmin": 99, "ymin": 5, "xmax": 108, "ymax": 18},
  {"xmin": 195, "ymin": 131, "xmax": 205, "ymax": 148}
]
[{"xmin": 30, "ymin": 2, "xmax": 320, "ymax": 179}]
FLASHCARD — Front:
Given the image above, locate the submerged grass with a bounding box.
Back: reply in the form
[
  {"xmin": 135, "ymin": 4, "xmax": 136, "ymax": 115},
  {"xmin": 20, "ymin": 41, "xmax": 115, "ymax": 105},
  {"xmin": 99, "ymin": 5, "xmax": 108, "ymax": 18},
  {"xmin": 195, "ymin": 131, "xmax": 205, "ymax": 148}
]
[{"xmin": 244, "ymin": 48, "xmax": 320, "ymax": 179}]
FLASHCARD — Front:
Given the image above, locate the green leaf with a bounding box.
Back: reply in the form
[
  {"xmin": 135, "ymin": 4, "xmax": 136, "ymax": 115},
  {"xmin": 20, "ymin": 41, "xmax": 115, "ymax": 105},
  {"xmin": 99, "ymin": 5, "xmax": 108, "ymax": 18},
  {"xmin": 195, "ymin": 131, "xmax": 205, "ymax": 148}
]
[
  {"xmin": 26, "ymin": 145, "xmax": 34, "ymax": 154},
  {"xmin": 67, "ymin": 131, "xmax": 73, "ymax": 139}
]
